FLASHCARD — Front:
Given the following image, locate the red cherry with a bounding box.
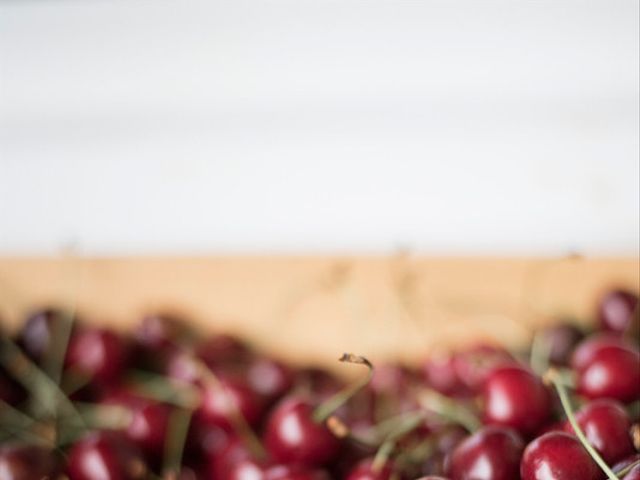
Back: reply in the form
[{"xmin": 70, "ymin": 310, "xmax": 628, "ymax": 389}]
[
  {"xmin": 563, "ymin": 399, "xmax": 634, "ymax": 464},
  {"xmin": 571, "ymin": 333, "xmax": 637, "ymax": 371},
  {"xmin": 445, "ymin": 426, "xmax": 524, "ymax": 480},
  {"xmin": 67, "ymin": 431, "xmax": 147, "ymax": 480},
  {"xmin": 539, "ymin": 323, "xmax": 585, "ymax": 366},
  {"xmin": 454, "ymin": 345, "xmax": 514, "ymax": 393},
  {"xmin": 482, "ymin": 365, "xmax": 551, "ymax": 436},
  {"xmin": 103, "ymin": 392, "xmax": 172, "ymax": 465},
  {"xmin": 134, "ymin": 313, "xmax": 191, "ymax": 351},
  {"xmin": 196, "ymin": 376, "xmax": 264, "ymax": 431},
  {"xmin": 520, "ymin": 431, "xmax": 601, "ymax": 480},
  {"xmin": 18, "ymin": 308, "xmax": 73, "ymax": 364},
  {"xmin": 345, "ymin": 458, "xmax": 394, "ymax": 480},
  {"xmin": 0, "ymin": 444, "xmax": 61, "ymax": 479},
  {"xmin": 598, "ymin": 289, "xmax": 639, "ymax": 333},
  {"xmin": 575, "ymin": 344, "xmax": 640, "ymax": 403},
  {"xmin": 65, "ymin": 327, "xmax": 129, "ymax": 385},
  {"xmin": 246, "ymin": 357, "xmax": 294, "ymax": 402},
  {"xmin": 197, "ymin": 334, "xmax": 252, "ymax": 368},
  {"xmin": 263, "ymin": 396, "xmax": 341, "ymax": 466},
  {"xmin": 422, "ymin": 354, "xmax": 468, "ymax": 397},
  {"xmin": 266, "ymin": 464, "xmax": 331, "ymax": 480},
  {"xmin": 206, "ymin": 436, "xmax": 254, "ymax": 480}
]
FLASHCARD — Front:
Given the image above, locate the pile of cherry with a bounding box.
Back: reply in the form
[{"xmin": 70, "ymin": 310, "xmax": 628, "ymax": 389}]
[{"xmin": 0, "ymin": 288, "xmax": 639, "ymax": 480}]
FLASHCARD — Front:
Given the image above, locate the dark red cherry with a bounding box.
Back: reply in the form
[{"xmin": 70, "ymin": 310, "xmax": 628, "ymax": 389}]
[
  {"xmin": 422, "ymin": 354, "xmax": 468, "ymax": 397},
  {"xmin": 575, "ymin": 344, "xmax": 640, "ymax": 403},
  {"xmin": 0, "ymin": 443, "xmax": 61, "ymax": 479},
  {"xmin": 65, "ymin": 327, "xmax": 129, "ymax": 384},
  {"xmin": 134, "ymin": 313, "xmax": 191, "ymax": 350},
  {"xmin": 539, "ymin": 322, "xmax": 585, "ymax": 366},
  {"xmin": 206, "ymin": 436, "xmax": 254, "ymax": 480},
  {"xmin": 247, "ymin": 357, "xmax": 294, "ymax": 402},
  {"xmin": 520, "ymin": 431, "xmax": 601, "ymax": 480},
  {"xmin": 67, "ymin": 431, "xmax": 147, "ymax": 480},
  {"xmin": 103, "ymin": 391, "xmax": 172, "ymax": 465},
  {"xmin": 445, "ymin": 426, "xmax": 524, "ymax": 480},
  {"xmin": 345, "ymin": 458, "xmax": 394, "ymax": 480},
  {"xmin": 482, "ymin": 365, "xmax": 551, "ymax": 436},
  {"xmin": 224, "ymin": 457, "xmax": 269, "ymax": 480},
  {"xmin": 266, "ymin": 464, "xmax": 331, "ymax": 480},
  {"xmin": 263, "ymin": 396, "xmax": 341, "ymax": 466},
  {"xmin": 196, "ymin": 376, "xmax": 264, "ymax": 431},
  {"xmin": 18, "ymin": 308, "xmax": 73, "ymax": 364},
  {"xmin": 454, "ymin": 344, "xmax": 514, "ymax": 393},
  {"xmin": 571, "ymin": 333, "xmax": 636, "ymax": 370},
  {"xmin": 598, "ymin": 289, "xmax": 639, "ymax": 333},
  {"xmin": 415, "ymin": 477, "xmax": 451, "ymax": 480},
  {"xmin": 197, "ymin": 334, "xmax": 252, "ymax": 368},
  {"xmin": 563, "ymin": 399, "xmax": 634, "ymax": 464},
  {"xmin": 420, "ymin": 426, "xmax": 467, "ymax": 476}
]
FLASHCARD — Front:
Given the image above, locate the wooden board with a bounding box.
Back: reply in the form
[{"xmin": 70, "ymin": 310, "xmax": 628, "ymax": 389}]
[{"xmin": 0, "ymin": 256, "xmax": 638, "ymax": 370}]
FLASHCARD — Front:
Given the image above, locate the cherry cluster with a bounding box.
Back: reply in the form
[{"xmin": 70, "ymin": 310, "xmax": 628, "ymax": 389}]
[{"xmin": 0, "ymin": 288, "xmax": 638, "ymax": 480}]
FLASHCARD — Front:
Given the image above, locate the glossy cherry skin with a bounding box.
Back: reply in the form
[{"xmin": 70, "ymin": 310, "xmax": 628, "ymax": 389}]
[
  {"xmin": 539, "ymin": 323, "xmax": 585, "ymax": 366},
  {"xmin": 563, "ymin": 399, "xmax": 634, "ymax": 464},
  {"xmin": 67, "ymin": 431, "xmax": 147, "ymax": 480},
  {"xmin": 482, "ymin": 366, "xmax": 551, "ymax": 436},
  {"xmin": 520, "ymin": 431, "xmax": 601, "ymax": 480},
  {"xmin": 263, "ymin": 396, "xmax": 341, "ymax": 466},
  {"xmin": 0, "ymin": 444, "xmax": 61, "ymax": 480},
  {"xmin": 18, "ymin": 308, "xmax": 73, "ymax": 364},
  {"xmin": 575, "ymin": 344, "xmax": 640, "ymax": 403},
  {"xmin": 598, "ymin": 289, "xmax": 639, "ymax": 333},
  {"xmin": 445, "ymin": 426, "xmax": 524, "ymax": 480},
  {"xmin": 345, "ymin": 458, "xmax": 394, "ymax": 480},
  {"xmin": 65, "ymin": 327, "xmax": 129, "ymax": 385},
  {"xmin": 206, "ymin": 436, "xmax": 254, "ymax": 480},
  {"xmin": 196, "ymin": 377, "xmax": 264, "ymax": 431},
  {"xmin": 103, "ymin": 392, "xmax": 172, "ymax": 465},
  {"xmin": 571, "ymin": 333, "xmax": 636, "ymax": 370}
]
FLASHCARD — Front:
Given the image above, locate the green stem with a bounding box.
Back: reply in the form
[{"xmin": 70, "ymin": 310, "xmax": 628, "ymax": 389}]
[
  {"xmin": 371, "ymin": 410, "xmax": 427, "ymax": 473},
  {"xmin": 546, "ymin": 369, "xmax": 619, "ymax": 480},
  {"xmin": 312, "ymin": 353, "xmax": 374, "ymax": 423},
  {"xmin": 416, "ymin": 389, "xmax": 480, "ymax": 432},
  {"xmin": 615, "ymin": 460, "xmax": 640, "ymax": 478}
]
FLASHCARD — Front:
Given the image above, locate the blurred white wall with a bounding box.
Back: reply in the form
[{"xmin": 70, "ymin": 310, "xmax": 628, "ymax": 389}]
[{"xmin": 0, "ymin": 0, "xmax": 638, "ymax": 255}]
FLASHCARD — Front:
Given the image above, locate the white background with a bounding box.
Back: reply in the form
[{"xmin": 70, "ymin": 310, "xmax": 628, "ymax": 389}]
[{"xmin": 1, "ymin": 0, "xmax": 638, "ymax": 255}]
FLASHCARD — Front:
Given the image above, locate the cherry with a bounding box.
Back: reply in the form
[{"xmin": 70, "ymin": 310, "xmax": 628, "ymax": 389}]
[
  {"xmin": 613, "ymin": 454, "xmax": 640, "ymax": 473},
  {"xmin": 103, "ymin": 391, "xmax": 172, "ymax": 465},
  {"xmin": 538, "ymin": 323, "xmax": 585, "ymax": 366},
  {"xmin": 134, "ymin": 313, "xmax": 191, "ymax": 351},
  {"xmin": 206, "ymin": 436, "xmax": 255, "ymax": 480},
  {"xmin": 454, "ymin": 345, "xmax": 514, "ymax": 393},
  {"xmin": 246, "ymin": 357, "xmax": 294, "ymax": 403},
  {"xmin": 263, "ymin": 396, "xmax": 341, "ymax": 466},
  {"xmin": 422, "ymin": 354, "xmax": 468, "ymax": 397},
  {"xmin": 18, "ymin": 308, "xmax": 73, "ymax": 364},
  {"xmin": 65, "ymin": 327, "xmax": 129, "ymax": 385},
  {"xmin": 420, "ymin": 426, "xmax": 467, "ymax": 476},
  {"xmin": 563, "ymin": 399, "xmax": 634, "ymax": 465},
  {"xmin": 575, "ymin": 344, "xmax": 640, "ymax": 403},
  {"xmin": 482, "ymin": 365, "xmax": 551, "ymax": 436},
  {"xmin": 196, "ymin": 334, "xmax": 252, "ymax": 368},
  {"xmin": 345, "ymin": 458, "xmax": 394, "ymax": 480},
  {"xmin": 598, "ymin": 289, "xmax": 639, "ymax": 333},
  {"xmin": 445, "ymin": 426, "xmax": 524, "ymax": 480},
  {"xmin": 196, "ymin": 376, "xmax": 264, "ymax": 431},
  {"xmin": 0, "ymin": 443, "xmax": 61, "ymax": 479},
  {"xmin": 520, "ymin": 431, "xmax": 601, "ymax": 480},
  {"xmin": 266, "ymin": 464, "xmax": 331, "ymax": 480},
  {"xmin": 67, "ymin": 431, "xmax": 147, "ymax": 480},
  {"xmin": 571, "ymin": 333, "xmax": 637, "ymax": 370}
]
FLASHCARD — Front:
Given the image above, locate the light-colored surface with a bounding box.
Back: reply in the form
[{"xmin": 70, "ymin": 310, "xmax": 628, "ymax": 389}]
[
  {"xmin": 1, "ymin": 257, "xmax": 638, "ymax": 368},
  {"xmin": 1, "ymin": 1, "xmax": 639, "ymax": 255}
]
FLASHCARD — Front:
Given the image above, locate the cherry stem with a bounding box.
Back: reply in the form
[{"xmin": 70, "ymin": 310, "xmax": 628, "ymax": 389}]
[
  {"xmin": 326, "ymin": 415, "xmax": 378, "ymax": 449},
  {"xmin": 194, "ymin": 357, "xmax": 267, "ymax": 460},
  {"xmin": 416, "ymin": 388, "xmax": 480, "ymax": 432},
  {"xmin": 545, "ymin": 368, "xmax": 619, "ymax": 480},
  {"xmin": 371, "ymin": 410, "xmax": 426, "ymax": 473},
  {"xmin": 312, "ymin": 353, "xmax": 374, "ymax": 423},
  {"xmin": 163, "ymin": 408, "xmax": 192, "ymax": 477},
  {"xmin": 616, "ymin": 460, "xmax": 640, "ymax": 478}
]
